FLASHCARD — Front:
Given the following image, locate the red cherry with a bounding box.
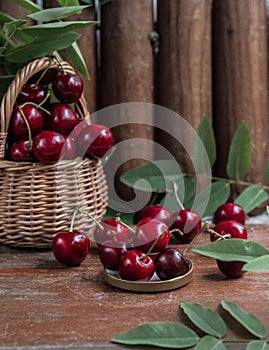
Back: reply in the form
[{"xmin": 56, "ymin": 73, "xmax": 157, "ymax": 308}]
[
  {"xmin": 32, "ymin": 130, "xmax": 65, "ymax": 164},
  {"xmin": 52, "ymin": 74, "xmax": 83, "ymax": 104},
  {"xmin": 134, "ymin": 205, "xmax": 171, "ymax": 225},
  {"xmin": 10, "ymin": 104, "xmax": 44, "ymax": 139},
  {"xmin": 99, "ymin": 240, "xmax": 127, "ymax": 271},
  {"xmin": 210, "ymin": 220, "xmax": 248, "ymax": 242},
  {"xmin": 9, "ymin": 140, "xmax": 35, "ymax": 162},
  {"xmin": 133, "ymin": 217, "xmax": 170, "ymax": 253},
  {"xmin": 213, "ymin": 203, "xmax": 246, "ymax": 225},
  {"xmin": 29, "ymin": 68, "xmax": 58, "ymax": 85},
  {"xmin": 216, "ymin": 260, "xmax": 245, "ymax": 278},
  {"xmin": 61, "ymin": 135, "xmax": 76, "ymax": 160},
  {"xmin": 118, "ymin": 249, "xmax": 155, "ymax": 281},
  {"xmin": 93, "ymin": 218, "xmax": 131, "ymax": 246},
  {"xmin": 46, "ymin": 103, "xmax": 79, "ymax": 135},
  {"xmin": 52, "ymin": 231, "xmax": 89, "ymax": 267},
  {"xmin": 77, "ymin": 124, "xmax": 114, "ymax": 159},
  {"xmin": 17, "ymin": 83, "xmax": 48, "ymax": 104},
  {"xmin": 170, "ymin": 209, "xmax": 201, "ymax": 242},
  {"xmin": 71, "ymin": 121, "xmax": 88, "ymax": 139},
  {"xmin": 155, "ymin": 247, "xmax": 190, "ymax": 280}
]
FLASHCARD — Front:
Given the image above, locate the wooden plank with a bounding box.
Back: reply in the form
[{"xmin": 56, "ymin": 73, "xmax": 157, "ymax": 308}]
[
  {"xmin": 212, "ymin": 0, "xmax": 268, "ymax": 192},
  {"xmin": 0, "ymin": 224, "xmax": 268, "ymax": 349}
]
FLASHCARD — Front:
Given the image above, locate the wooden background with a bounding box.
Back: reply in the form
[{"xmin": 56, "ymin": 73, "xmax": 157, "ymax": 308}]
[{"xmin": 1, "ymin": 0, "xmax": 268, "ymax": 198}]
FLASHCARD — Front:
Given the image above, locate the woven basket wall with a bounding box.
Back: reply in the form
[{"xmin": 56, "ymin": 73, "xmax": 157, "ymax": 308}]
[{"xmin": 0, "ymin": 56, "xmax": 108, "ymax": 248}]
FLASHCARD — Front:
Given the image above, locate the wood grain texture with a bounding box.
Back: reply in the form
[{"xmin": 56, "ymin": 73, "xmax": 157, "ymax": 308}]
[
  {"xmin": 156, "ymin": 0, "xmax": 212, "ymax": 172},
  {"xmin": 0, "ymin": 224, "xmax": 268, "ymax": 350},
  {"xmin": 213, "ymin": 0, "xmax": 268, "ymax": 187}
]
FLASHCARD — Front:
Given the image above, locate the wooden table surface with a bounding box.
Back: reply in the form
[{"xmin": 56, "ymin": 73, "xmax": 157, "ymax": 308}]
[{"xmin": 0, "ymin": 224, "xmax": 268, "ymax": 350}]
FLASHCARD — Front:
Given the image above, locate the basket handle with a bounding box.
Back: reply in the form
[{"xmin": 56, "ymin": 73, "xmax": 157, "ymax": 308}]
[{"xmin": 0, "ymin": 56, "xmax": 90, "ymax": 159}]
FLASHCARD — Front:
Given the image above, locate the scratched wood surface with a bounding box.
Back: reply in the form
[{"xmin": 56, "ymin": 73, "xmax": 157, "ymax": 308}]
[{"xmin": 0, "ymin": 224, "xmax": 268, "ymax": 350}]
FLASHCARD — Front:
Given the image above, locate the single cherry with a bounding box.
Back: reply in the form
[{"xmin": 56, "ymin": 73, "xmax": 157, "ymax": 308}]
[
  {"xmin": 155, "ymin": 247, "xmax": 190, "ymax": 280},
  {"xmin": 61, "ymin": 135, "xmax": 76, "ymax": 160},
  {"xmin": 134, "ymin": 205, "xmax": 171, "ymax": 225},
  {"xmin": 52, "ymin": 230, "xmax": 89, "ymax": 267},
  {"xmin": 32, "ymin": 130, "xmax": 65, "ymax": 164},
  {"xmin": 10, "ymin": 104, "xmax": 44, "ymax": 139},
  {"xmin": 118, "ymin": 249, "xmax": 155, "ymax": 281},
  {"xmin": 93, "ymin": 218, "xmax": 131, "ymax": 246},
  {"xmin": 46, "ymin": 103, "xmax": 79, "ymax": 135},
  {"xmin": 52, "ymin": 74, "xmax": 83, "ymax": 104},
  {"xmin": 210, "ymin": 220, "xmax": 248, "ymax": 242},
  {"xmin": 77, "ymin": 124, "xmax": 114, "ymax": 159},
  {"xmin": 216, "ymin": 260, "xmax": 245, "ymax": 279},
  {"xmin": 170, "ymin": 209, "xmax": 201, "ymax": 242},
  {"xmin": 29, "ymin": 68, "xmax": 58, "ymax": 85},
  {"xmin": 17, "ymin": 83, "xmax": 48, "ymax": 104},
  {"xmin": 132, "ymin": 217, "xmax": 170, "ymax": 253},
  {"xmin": 9, "ymin": 140, "xmax": 35, "ymax": 162},
  {"xmin": 213, "ymin": 203, "xmax": 246, "ymax": 225},
  {"xmin": 99, "ymin": 240, "xmax": 127, "ymax": 271}
]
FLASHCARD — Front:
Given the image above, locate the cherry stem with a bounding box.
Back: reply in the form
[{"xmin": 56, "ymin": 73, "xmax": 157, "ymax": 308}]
[
  {"xmin": 142, "ymin": 230, "xmax": 167, "ymax": 260},
  {"xmin": 35, "ymin": 57, "xmax": 53, "ymax": 86},
  {"xmin": 172, "ymin": 181, "xmax": 185, "ymax": 211},
  {"xmin": 69, "ymin": 207, "xmax": 79, "ymax": 232},
  {"xmin": 18, "ymin": 106, "xmax": 32, "ymax": 149},
  {"xmin": 78, "ymin": 209, "xmax": 104, "ymax": 230},
  {"xmin": 183, "ymin": 222, "xmax": 208, "ymax": 256},
  {"xmin": 170, "ymin": 228, "xmax": 184, "ymax": 236},
  {"xmin": 115, "ymin": 215, "xmax": 136, "ymax": 234},
  {"xmin": 205, "ymin": 224, "xmax": 231, "ymax": 240}
]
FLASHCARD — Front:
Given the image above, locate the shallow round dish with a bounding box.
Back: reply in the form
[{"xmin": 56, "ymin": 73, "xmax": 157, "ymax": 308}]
[{"xmin": 103, "ymin": 260, "xmax": 193, "ymax": 293}]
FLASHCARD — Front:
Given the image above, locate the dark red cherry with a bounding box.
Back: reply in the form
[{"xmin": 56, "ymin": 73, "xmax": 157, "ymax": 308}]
[
  {"xmin": 32, "ymin": 130, "xmax": 65, "ymax": 164},
  {"xmin": 134, "ymin": 205, "xmax": 171, "ymax": 225},
  {"xmin": 216, "ymin": 260, "xmax": 246, "ymax": 278},
  {"xmin": 155, "ymin": 247, "xmax": 189, "ymax": 280},
  {"xmin": 52, "ymin": 74, "xmax": 83, "ymax": 104},
  {"xmin": 213, "ymin": 203, "xmax": 246, "ymax": 225},
  {"xmin": 52, "ymin": 230, "xmax": 89, "ymax": 267},
  {"xmin": 61, "ymin": 135, "xmax": 76, "ymax": 160},
  {"xmin": 17, "ymin": 83, "xmax": 48, "ymax": 104},
  {"xmin": 77, "ymin": 124, "xmax": 114, "ymax": 159},
  {"xmin": 10, "ymin": 104, "xmax": 44, "ymax": 139},
  {"xmin": 93, "ymin": 218, "xmax": 131, "ymax": 246},
  {"xmin": 99, "ymin": 240, "xmax": 127, "ymax": 271},
  {"xmin": 29, "ymin": 68, "xmax": 58, "ymax": 85},
  {"xmin": 9, "ymin": 140, "xmax": 35, "ymax": 162},
  {"xmin": 132, "ymin": 217, "xmax": 170, "ymax": 253},
  {"xmin": 118, "ymin": 249, "xmax": 155, "ymax": 281},
  {"xmin": 46, "ymin": 103, "xmax": 79, "ymax": 135},
  {"xmin": 210, "ymin": 220, "xmax": 248, "ymax": 242},
  {"xmin": 170, "ymin": 209, "xmax": 201, "ymax": 242}
]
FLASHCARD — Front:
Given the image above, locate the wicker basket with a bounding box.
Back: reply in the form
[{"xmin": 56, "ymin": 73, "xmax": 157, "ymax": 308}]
[{"xmin": 0, "ymin": 56, "xmax": 108, "ymax": 248}]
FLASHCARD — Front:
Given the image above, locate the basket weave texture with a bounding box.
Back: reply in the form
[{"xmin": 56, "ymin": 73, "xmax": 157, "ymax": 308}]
[{"xmin": 0, "ymin": 56, "xmax": 108, "ymax": 248}]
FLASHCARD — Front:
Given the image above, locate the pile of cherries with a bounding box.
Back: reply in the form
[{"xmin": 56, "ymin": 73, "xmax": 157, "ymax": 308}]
[
  {"xmin": 6, "ymin": 66, "xmax": 114, "ymax": 164},
  {"xmin": 52, "ymin": 202, "xmax": 248, "ymax": 282}
]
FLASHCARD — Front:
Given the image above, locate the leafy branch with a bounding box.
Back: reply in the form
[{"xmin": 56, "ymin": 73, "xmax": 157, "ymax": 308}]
[
  {"xmin": 111, "ymin": 301, "xmax": 269, "ymax": 349},
  {"xmin": 119, "ymin": 117, "xmax": 269, "ymax": 219}
]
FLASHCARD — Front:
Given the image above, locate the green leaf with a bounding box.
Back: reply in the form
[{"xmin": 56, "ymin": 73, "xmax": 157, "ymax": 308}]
[
  {"xmin": 192, "ymin": 239, "xmax": 269, "ymax": 262},
  {"xmin": 246, "ymin": 340, "xmax": 269, "ymax": 350},
  {"xmin": 0, "ymin": 75, "xmax": 16, "ymax": 93},
  {"xmin": 234, "ymin": 185, "xmax": 269, "ymax": 214},
  {"xmin": 226, "ymin": 121, "xmax": 251, "ymax": 180},
  {"xmin": 65, "ymin": 42, "xmax": 90, "ymax": 78},
  {"xmin": 3, "ymin": 20, "xmax": 26, "ymax": 37},
  {"xmin": 120, "ymin": 160, "xmax": 183, "ymax": 193},
  {"xmin": 264, "ymin": 159, "xmax": 269, "ymax": 185},
  {"xmin": 28, "ymin": 6, "xmax": 89, "ymax": 22},
  {"xmin": 15, "ymin": 0, "xmax": 42, "ymax": 12},
  {"xmin": 193, "ymin": 181, "xmax": 230, "ymax": 217},
  {"xmin": 19, "ymin": 21, "xmax": 98, "ymax": 37},
  {"xmin": 194, "ymin": 116, "xmax": 216, "ymax": 171},
  {"xmin": 221, "ymin": 301, "xmax": 267, "ymax": 338},
  {"xmin": 181, "ymin": 302, "xmax": 227, "ymax": 337},
  {"xmin": 57, "ymin": 0, "xmax": 80, "ymax": 6},
  {"xmin": 5, "ymin": 32, "xmax": 80, "ymax": 63},
  {"xmin": 194, "ymin": 336, "xmax": 227, "ymax": 350},
  {"xmin": 0, "ymin": 11, "xmax": 15, "ymax": 24},
  {"xmin": 243, "ymin": 255, "xmax": 269, "ymax": 272},
  {"xmin": 111, "ymin": 322, "xmax": 199, "ymax": 348}
]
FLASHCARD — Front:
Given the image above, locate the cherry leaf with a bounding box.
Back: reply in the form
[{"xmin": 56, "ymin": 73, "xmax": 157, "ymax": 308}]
[
  {"xmin": 246, "ymin": 340, "xmax": 269, "ymax": 350},
  {"xmin": 194, "ymin": 335, "xmax": 227, "ymax": 350},
  {"xmin": 234, "ymin": 185, "xmax": 269, "ymax": 214},
  {"xmin": 243, "ymin": 255, "xmax": 269, "ymax": 272},
  {"xmin": 221, "ymin": 301, "xmax": 267, "ymax": 339},
  {"xmin": 111, "ymin": 322, "xmax": 199, "ymax": 348},
  {"xmin": 28, "ymin": 5, "xmax": 89, "ymax": 22},
  {"xmin": 181, "ymin": 302, "xmax": 227, "ymax": 338},
  {"xmin": 192, "ymin": 239, "xmax": 269, "ymax": 262}
]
